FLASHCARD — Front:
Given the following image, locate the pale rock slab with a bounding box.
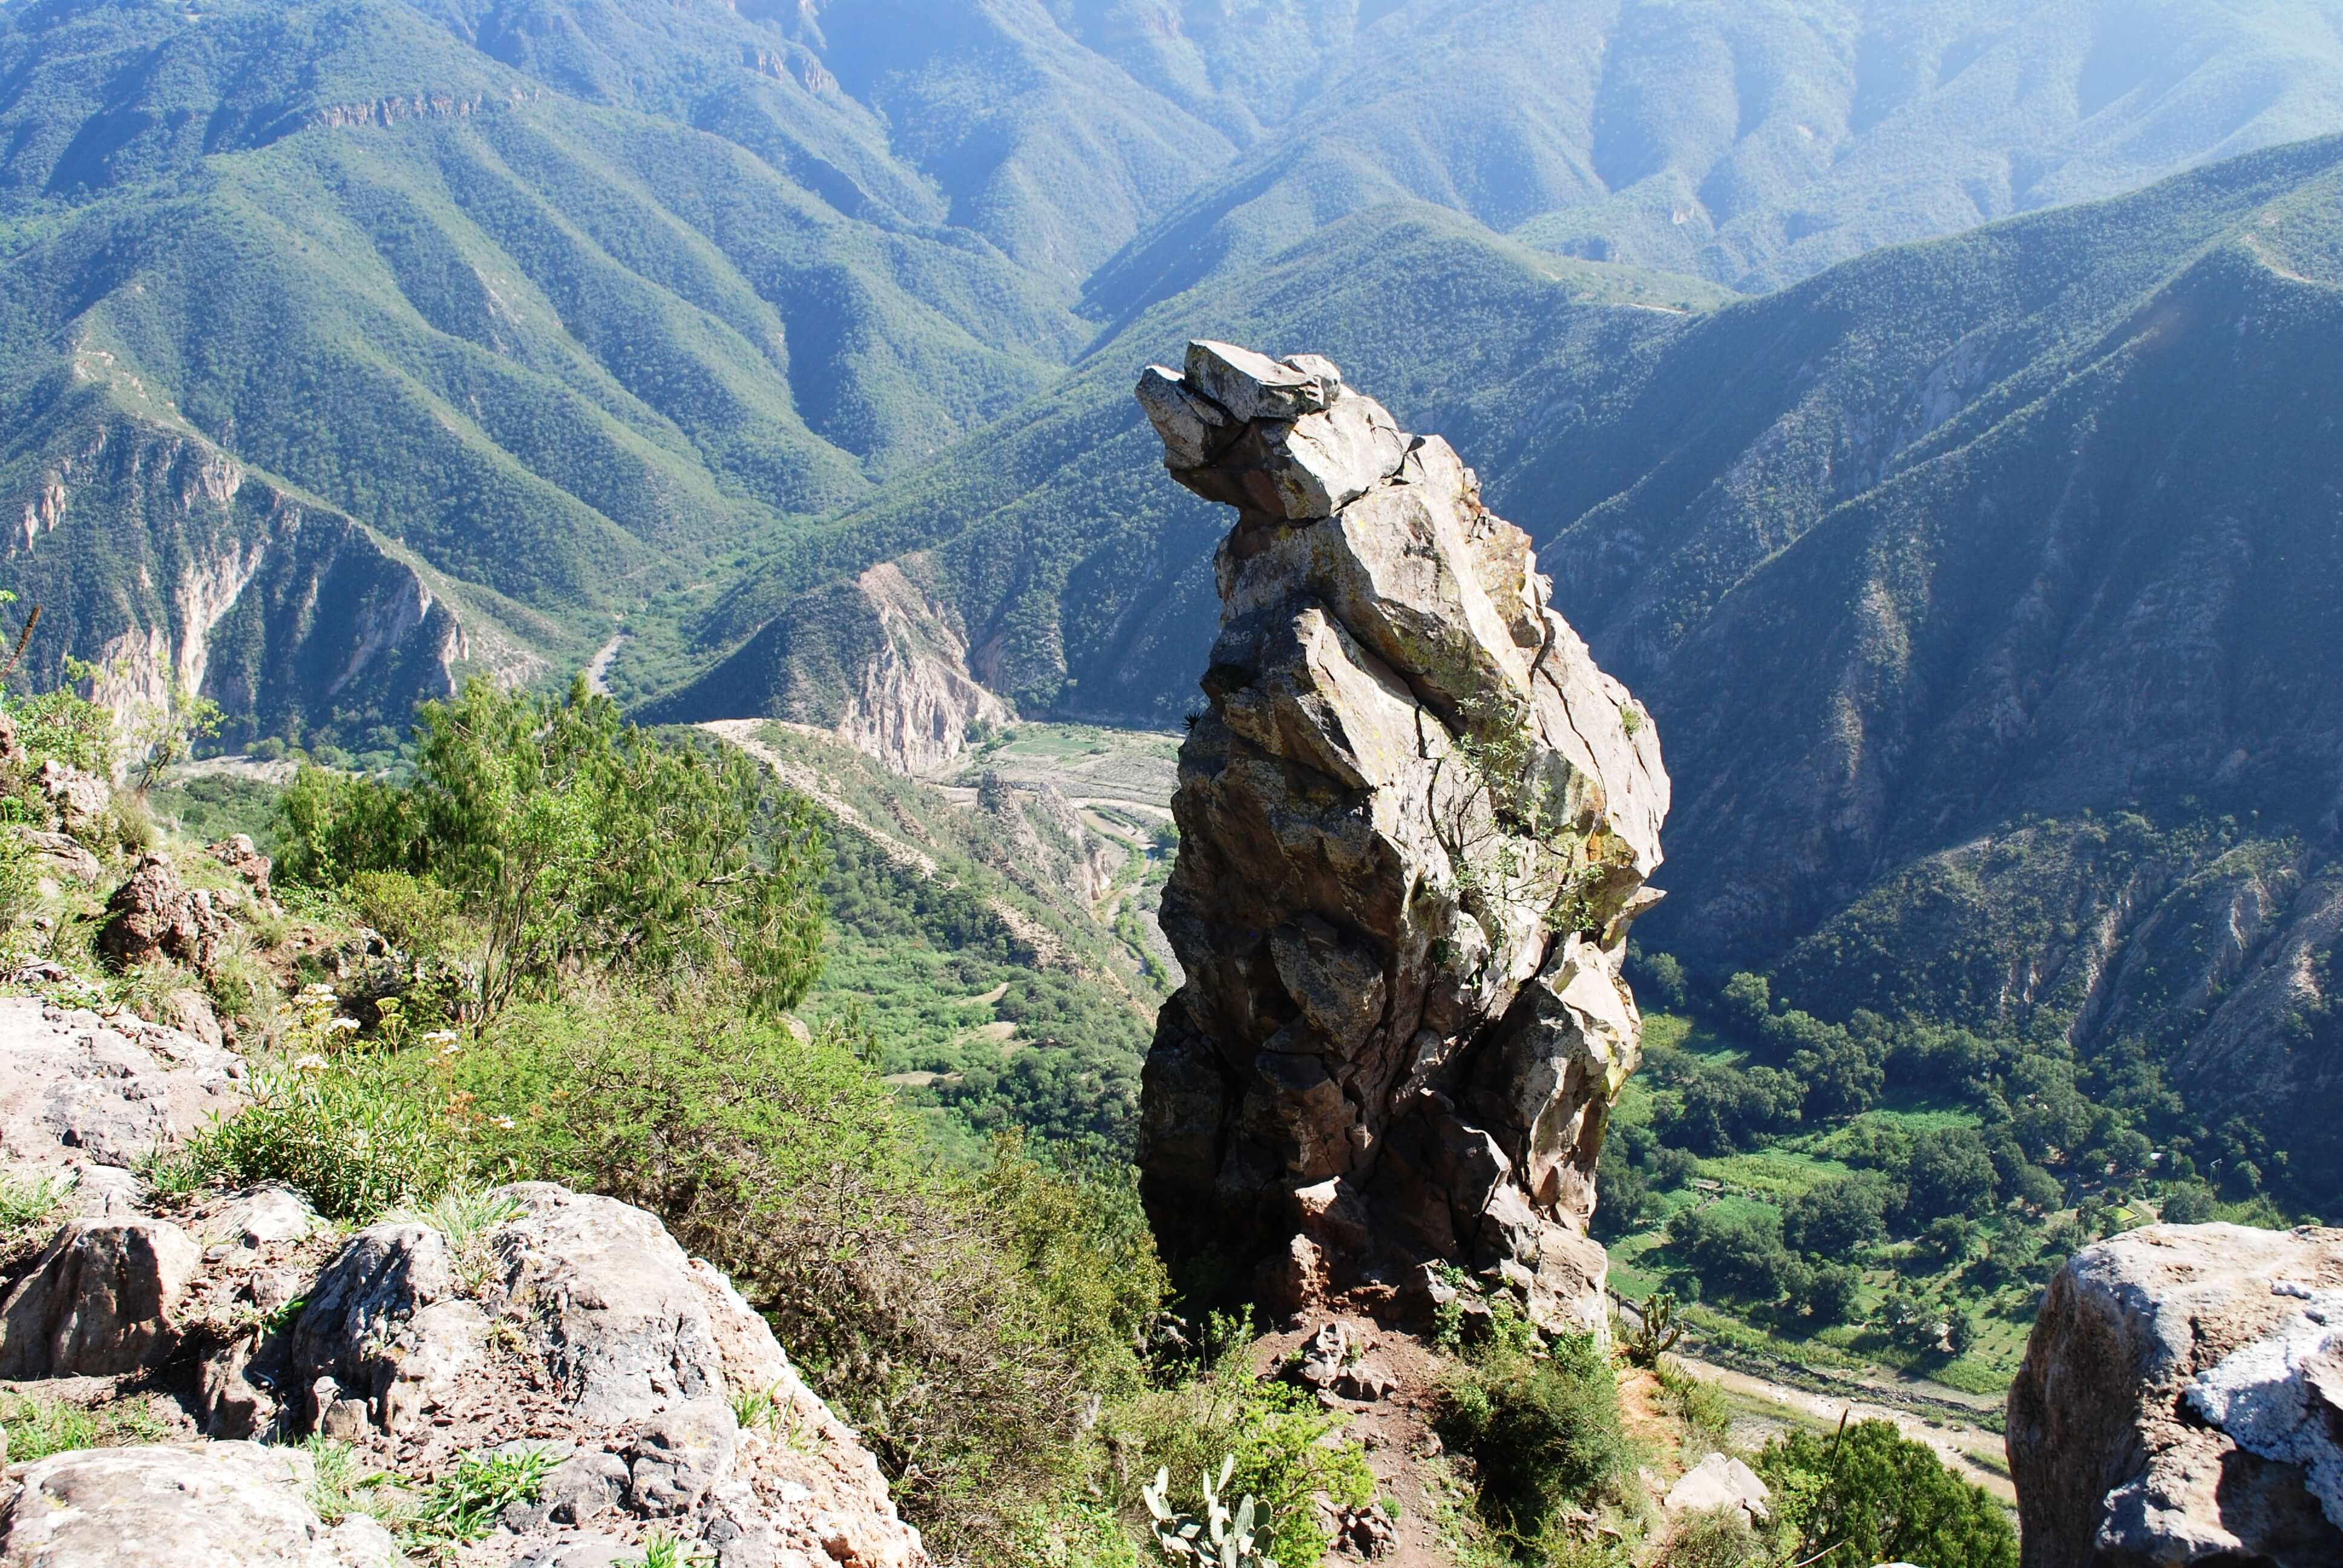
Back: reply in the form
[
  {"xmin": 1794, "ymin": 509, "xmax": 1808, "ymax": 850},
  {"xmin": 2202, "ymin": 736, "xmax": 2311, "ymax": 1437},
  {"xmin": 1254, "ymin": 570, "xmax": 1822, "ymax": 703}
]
[{"xmin": 0, "ymin": 1443, "xmax": 401, "ymax": 1567}]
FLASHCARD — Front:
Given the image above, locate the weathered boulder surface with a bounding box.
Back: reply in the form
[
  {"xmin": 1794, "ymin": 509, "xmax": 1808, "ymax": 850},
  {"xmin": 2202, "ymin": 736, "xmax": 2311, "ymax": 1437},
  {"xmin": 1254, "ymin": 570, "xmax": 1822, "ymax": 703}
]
[
  {"xmin": 97, "ymin": 853, "xmax": 232, "ymax": 970},
  {"xmin": 234, "ymin": 1183, "xmax": 928, "ymax": 1568},
  {"xmin": 0, "ymin": 1213, "xmax": 201, "ymax": 1376},
  {"xmin": 0, "ymin": 996, "xmax": 243, "ymax": 1166},
  {"xmin": 1133, "ymin": 342, "xmax": 1668, "ymax": 1331},
  {"xmin": 2008, "ymin": 1223, "xmax": 2343, "ymax": 1567},
  {"xmin": 0, "ymin": 1442, "xmax": 401, "ymax": 1567}
]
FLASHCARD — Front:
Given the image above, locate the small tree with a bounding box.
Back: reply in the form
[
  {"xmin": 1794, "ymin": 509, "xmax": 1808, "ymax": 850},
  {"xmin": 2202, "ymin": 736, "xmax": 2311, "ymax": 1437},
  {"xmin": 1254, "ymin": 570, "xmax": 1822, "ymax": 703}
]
[
  {"xmin": 1756, "ymin": 1419, "xmax": 2015, "ymax": 1568},
  {"xmin": 276, "ymin": 677, "xmax": 827, "ymax": 1025}
]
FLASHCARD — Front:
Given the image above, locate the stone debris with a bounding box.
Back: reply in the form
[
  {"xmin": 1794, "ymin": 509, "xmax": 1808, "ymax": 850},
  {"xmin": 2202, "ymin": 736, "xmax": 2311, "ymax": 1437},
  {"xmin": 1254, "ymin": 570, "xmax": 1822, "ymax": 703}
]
[
  {"xmin": 1132, "ymin": 342, "xmax": 1668, "ymax": 1333},
  {"xmin": 1663, "ymin": 1452, "xmax": 1771, "ymax": 1525},
  {"xmin": 2008, "ymin": 1222, "xmax": 2343, "ymax": 1566},
  {"xmin": 0, "ymin": 1213, "xmax": 201, "ymax": 1377},
  {"xmin": 1288, "ymin": 1321, "xmax": 1398, "ymax": 1403},
  {"xmin": 34, "ymin": 759, "xmax": 109, "ymax": 838}
]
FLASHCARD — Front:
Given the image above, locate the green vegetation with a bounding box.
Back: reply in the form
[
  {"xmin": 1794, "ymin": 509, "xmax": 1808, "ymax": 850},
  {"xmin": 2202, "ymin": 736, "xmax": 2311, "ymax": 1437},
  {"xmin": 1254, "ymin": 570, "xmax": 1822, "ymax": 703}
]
[
  {"xmin": 1598, "ymin": 949, "xmax": 2288, "ymax": 1390},
  {"xmin": 277, "ymin": 678, "xmax": 825, "ymax": 1025},
  {"xmin": 1754, "ymin": 1422, "xmax": 2016, "ymax": 1568}
]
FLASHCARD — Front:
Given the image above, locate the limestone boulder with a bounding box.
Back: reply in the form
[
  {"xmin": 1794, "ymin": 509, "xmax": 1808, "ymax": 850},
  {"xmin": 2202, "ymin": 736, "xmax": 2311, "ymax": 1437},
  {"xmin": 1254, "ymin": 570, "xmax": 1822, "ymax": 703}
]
[
  {"xmin": 1132, "ymin": 344, "xmax": 1668, "ymax": 1331},
  {"xmin": 0, "ymin": 1443, "xmax": 401, "ymax": 1567},
  {"xmin": 275, "ymin": 1184, "xmax": 927, "ymax": 1568},
  {"xmin": 0, "ymin": 996, "xmax": 243, "ymax": 1167},
  {"xmin": 1664, "ymin": 1452, "xmax": 1770, "ymax": 1524},
  {"xmin": 0, "ymin": 1214, "xmax": 201, "ymax": 1376},
  {"xmin": 2007, "ymin": 1223, "xmax": 2343, "ymax": 1566},
  {"xmin": 35, "ymin": 759, "xmax": 109, "ymax": 839}
]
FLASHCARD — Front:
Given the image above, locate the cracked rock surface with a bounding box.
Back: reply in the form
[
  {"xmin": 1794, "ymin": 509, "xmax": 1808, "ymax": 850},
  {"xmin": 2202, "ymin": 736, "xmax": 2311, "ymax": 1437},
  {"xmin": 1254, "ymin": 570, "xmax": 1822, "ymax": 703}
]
[
  {"xmin": 1133, "ymin": 341, "xmax": 1668, "ymax": 1331},
  {"xmin": 2008, "ymin": 1222, "xmax": 2343, "ymax": 1567}
]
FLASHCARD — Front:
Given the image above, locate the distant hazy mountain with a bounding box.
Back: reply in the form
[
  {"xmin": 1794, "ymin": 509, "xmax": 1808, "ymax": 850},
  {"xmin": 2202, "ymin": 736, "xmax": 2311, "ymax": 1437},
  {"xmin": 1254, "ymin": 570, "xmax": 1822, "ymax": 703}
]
[{"xmin": 11, "ymin": 0, "xmax": 2343, "ymax": 742}]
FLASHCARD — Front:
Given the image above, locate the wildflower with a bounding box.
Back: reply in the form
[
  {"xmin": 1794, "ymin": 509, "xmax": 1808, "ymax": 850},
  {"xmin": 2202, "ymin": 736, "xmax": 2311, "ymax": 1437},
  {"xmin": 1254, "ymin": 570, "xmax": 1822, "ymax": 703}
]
[
  {"xmin": 422, "ymin": 1030, "xmax": 459, "ymax": 1044},
  {"xmin": 494, "ymin": 1116, "xmax": 516, "ymax": 1130},
  {"xmin": 293, "ymin": 1053, "xmax": 329, "ymax": 1072},
  {"xmin": 327, "ymin": 1016, "xmax": 361, "ymax": 1034}
]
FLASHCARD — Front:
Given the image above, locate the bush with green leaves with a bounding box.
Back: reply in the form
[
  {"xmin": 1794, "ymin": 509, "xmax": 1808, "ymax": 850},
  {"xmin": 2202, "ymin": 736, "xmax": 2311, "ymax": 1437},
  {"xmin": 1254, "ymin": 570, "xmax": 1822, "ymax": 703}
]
[
  {"xmin": 1755, "ymin": 1419, "xmax": 2016, "ymax": 1568},
  {"xmin": 275, "ymin": 676, "xmax": 827, "ymax": 1025},
  {"xmin": 168, "ymin": 984, "xmax": 467, "ymax": 1221},
  {"xmin": 1103, "ymin": 1316, "xmax": 1374, "ymax": 1568},
  {"xmin": 1434, "ymin": 1321, "xmax": 1636, "ymax": 1553}
]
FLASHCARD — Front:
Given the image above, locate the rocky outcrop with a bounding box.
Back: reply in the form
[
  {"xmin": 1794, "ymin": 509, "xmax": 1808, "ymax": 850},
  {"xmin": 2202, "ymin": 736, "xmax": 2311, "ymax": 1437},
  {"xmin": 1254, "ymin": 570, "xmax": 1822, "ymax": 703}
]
[
  {"xmin": 2008, "ymin": 1223, "xmax": 2343, "ymax": 1566},
  {"xmin": 0, "ymin": 1214, "xmax": 201, "ymax": 1377},
  {"xmin": 97, "ymin": 854, "xmax": 232, "ymax": 970},
  {"xmin": 836, "ymin": 561, "xmax": 1014, "ymax": 776},
  {"xmin": 0, "ymin": 996, "xmax": 244, "ymax": 1167},
  {"xmin": 0, "ymin": 1443, "xmax": 401, "ymax": 1567},
  {"xmin": 192, "ymin": 1183, "xmax": 932, "ymax": 1568},
  {"xmin": 1132, "ymin": 342, "xmax": 1668, "ymax": 1331}
]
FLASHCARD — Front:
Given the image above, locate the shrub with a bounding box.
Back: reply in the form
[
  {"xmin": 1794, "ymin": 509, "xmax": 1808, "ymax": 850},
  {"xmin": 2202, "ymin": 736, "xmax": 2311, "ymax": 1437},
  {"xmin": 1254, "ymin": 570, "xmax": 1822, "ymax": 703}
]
[
  {"xmin": 1107, "ymin": 1318, "xmax": 1373, "ymax": 1568},
  {"xmin": 177, "ymin": 987, "xmax": 467, "ymax": 1220},
  {"xmin": 275, "ymin": 678, "xmax": 827, "ymax": 1025},
  {"xmin": 1755, "ymin": 1420, "xmax": 2016, "ymax": 1568},
  {"xmin": 1435, "ymin": 1327, "xmax": 1635, "ymax": 1551}
]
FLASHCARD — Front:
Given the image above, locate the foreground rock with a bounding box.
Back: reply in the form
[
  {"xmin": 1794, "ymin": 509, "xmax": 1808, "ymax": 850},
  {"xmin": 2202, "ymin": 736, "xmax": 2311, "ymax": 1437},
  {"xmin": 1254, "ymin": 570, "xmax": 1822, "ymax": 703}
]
[
  {"xmin": 0, "ymin": 995, "xmax": 243, "ymax": 1167},
  {"xmin": 1133, "ymin": 342, "xmax": 1668, "ymax": 1331},
  {"xmin": 2008, "ymin": 1223, "xmax": 2343, "ymax": 1566},
  {"xmin": 0, "ymin": 1443, "xmax": 400, "ymax": 1567},
  {"xmin": 205, "ymin": 1183, "xmax": 931, "ymax": 1568}
]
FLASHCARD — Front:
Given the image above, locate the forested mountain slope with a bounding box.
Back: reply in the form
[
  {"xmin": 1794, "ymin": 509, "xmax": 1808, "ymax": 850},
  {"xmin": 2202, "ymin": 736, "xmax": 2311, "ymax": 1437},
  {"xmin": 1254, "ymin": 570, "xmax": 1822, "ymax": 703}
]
[
  {"xmin": 701, "ymin": 136, "xmax": 2343, "ymax": 1193},
  {"xmin": 10, "ymin": 0, "xmax": 2343, "ymax": 746}
]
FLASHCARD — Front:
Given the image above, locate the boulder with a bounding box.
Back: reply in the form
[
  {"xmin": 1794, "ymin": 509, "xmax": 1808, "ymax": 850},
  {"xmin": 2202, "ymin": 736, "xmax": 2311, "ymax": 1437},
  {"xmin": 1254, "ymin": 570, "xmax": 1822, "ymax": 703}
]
[
  {"xmin": 97, "ymin": 854, "xmax": 231, "ymax": 971},
  {"xmin": 2007, "ymin": 1223, "xmax": 2343, "ymax": 1566},
  {"xmin": 1132, "ymin": 344, "xmax": 1669, "ymax": 1331},
  {"xmin": 1664, "ymin": 1452, "xmax": 1771, "ymax": 1524},
  {"xmin": 17, "ymin": 829, "xmax": 102, "ymax": 886},
  {"xmin": 0, "ymin": 1443, "xmax": 400, "ymax": 1566},
  {"xmin": 35, "ymin": 759, "xmax": 109, "ymax": 838},
  {"xmin": 278, "ymin": 1184, "xmax": 928, "ymax": 1568},
  {"xmin": 210, "ymin": 835, "xmax": 274, "ymax": 900},
  {"xmin": 0, "ymin": 1214, "xmax": 201, "ymax": 1376},
  {"xmin": 0, "ymin": 996, "xmax": 244, "ymax": 1166}
]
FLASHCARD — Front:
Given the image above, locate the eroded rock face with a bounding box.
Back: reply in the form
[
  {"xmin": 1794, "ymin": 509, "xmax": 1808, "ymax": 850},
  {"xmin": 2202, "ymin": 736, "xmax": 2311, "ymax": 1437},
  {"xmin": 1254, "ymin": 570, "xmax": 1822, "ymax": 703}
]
[
  {"xmin": 97, "ymin": 854, "xmax": 232, "ymax": 971},
  {"xmin": 0, "ymin": 996, "xmax": 244, "ymax": 1167},
  {"xmin": 0, "ymin": 1443, "xmax": 401, "ymax": 1567},
  {"xmin": 1133, "ymin": 342, "xmax": 1668, "ymax": 1330},
  {"xmin": 255, "ymin": 1184, "xmax": 927, "ymax": 1568},
  {"xmin": 2008, "ymin": 1223, "xmax": 2343, "ymax": 1567},
  {"xmin": 0, "ymin": 1215, "xmax": 201, "ymax": 1377}
]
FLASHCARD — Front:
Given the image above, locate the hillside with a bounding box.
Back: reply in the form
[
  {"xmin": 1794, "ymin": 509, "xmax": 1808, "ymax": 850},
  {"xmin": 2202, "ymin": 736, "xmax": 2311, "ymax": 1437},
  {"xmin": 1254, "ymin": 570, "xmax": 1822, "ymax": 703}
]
[
  {"xmin": 690, "ymin": 136, "xmax": 2343, "ymax": 1214},
  {"xmin": 11, "ymin": 0, "xmax": 2343, "ymax": 751}
]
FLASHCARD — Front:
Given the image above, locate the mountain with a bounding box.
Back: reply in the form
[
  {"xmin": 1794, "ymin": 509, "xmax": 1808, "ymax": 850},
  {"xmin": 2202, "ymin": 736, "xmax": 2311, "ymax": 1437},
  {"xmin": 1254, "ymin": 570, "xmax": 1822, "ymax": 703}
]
[
  {"xmin": 1079, "ymin": 0, "xmax": 2343, "ymax": 312},
  {"xmin": 11, "ymin": 0, "xmax": 2343, "ymax": 746},
  {"xmin": 698, "ymin": 134, "xmax": 2343, "ymax": 1192}
]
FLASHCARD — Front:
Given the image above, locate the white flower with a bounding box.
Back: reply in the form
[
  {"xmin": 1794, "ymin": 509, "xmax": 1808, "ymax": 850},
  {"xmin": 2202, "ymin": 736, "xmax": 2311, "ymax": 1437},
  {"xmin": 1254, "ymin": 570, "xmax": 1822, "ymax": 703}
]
[
  {"xmin": 326, "ymin": 1017, "xmax": 361, "ymax": 1033},
  {"xmin": 293, "ymin": 1053, "xmax": 329, "ymax": 1072},
  {"xmin": 422, "ymin": 1030, "xmax": 459, "ymax": 1044},
  {"xmin": 494, "ymin": 1116, "xmax": 516, "ymax": 1130}
]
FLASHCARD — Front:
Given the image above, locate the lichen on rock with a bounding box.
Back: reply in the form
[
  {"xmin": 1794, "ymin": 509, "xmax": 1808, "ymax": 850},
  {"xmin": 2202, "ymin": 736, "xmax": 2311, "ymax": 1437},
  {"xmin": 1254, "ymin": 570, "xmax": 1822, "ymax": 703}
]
[{"xmin": 1132, "ymin": 341, "xmax": 1668, "ymax": 1331}]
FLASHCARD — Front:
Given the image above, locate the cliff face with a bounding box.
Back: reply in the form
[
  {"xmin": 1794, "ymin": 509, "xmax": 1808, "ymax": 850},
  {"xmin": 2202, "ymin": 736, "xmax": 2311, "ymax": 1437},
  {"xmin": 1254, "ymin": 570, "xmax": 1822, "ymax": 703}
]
[
  {"xmin": 1132, "ymin": 342, "xmax": 1667, "ymax": 1330},
  {"xmin": 2, "ymin": 402, "xmax": 468, "ymax": 744}
]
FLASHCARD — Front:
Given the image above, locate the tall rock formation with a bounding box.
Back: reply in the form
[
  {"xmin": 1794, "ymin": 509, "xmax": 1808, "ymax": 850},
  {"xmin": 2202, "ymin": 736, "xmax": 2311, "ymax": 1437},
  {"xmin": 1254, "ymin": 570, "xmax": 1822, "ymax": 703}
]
[
  {"xmin": 1132, "ymin": 342, "xmax": 1668, "ymax": 1331},
  {"xmin": 2009, "ymin": 1223, "xmax": 2343, "ymax": 1567}
]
